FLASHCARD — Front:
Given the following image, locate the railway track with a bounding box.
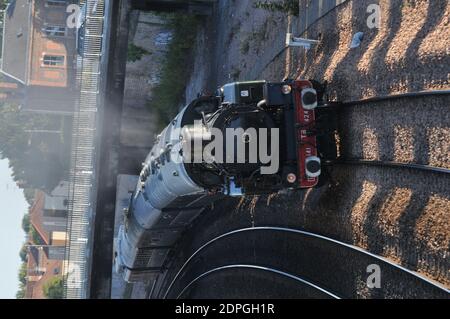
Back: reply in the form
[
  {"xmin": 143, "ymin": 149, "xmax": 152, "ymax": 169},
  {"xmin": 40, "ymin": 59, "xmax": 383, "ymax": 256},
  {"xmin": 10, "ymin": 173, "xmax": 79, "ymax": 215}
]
[
  {"xmin": 335, "ymin": 89, "xmax": 450, "ymax": 108},
  {"xmin": 326, "ymin": 159, "xmax": 450, "ymax": 175},
  {"xmin": 148, "ymin": 90, "xmax": 450, "ymax": 299},
  {"xmin": 142, "ymin": 90, "xmax": 450, "ymax": 299},
  {"xmin": 175, "ymin": 264, "xmax": 341, "ymax": 299},
  {"xmin": 323, "ymin": 89, "xmax": 450, "ymax": 171},
  {"xmin": 160, "ymin": 227, "xmax": 450, "ymax": 299}
]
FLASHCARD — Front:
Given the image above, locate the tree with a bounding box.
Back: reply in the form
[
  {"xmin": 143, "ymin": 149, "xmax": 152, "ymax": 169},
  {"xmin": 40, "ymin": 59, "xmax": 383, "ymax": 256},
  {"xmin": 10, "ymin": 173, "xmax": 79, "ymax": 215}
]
[
  {"xmin": 21, "ymin": 214, "xmax": 30, "ymax": 234},
  {"xmin": 18, "ymin": 262, "xmax": 27, "ymax": 286},
  {"xmin": 43, "ymin": 276, "xmax": 64, "ymax": 299},
  {"xmin": 0, "ymin": 103, "xmax": 68, "ymax": 191},
  {"xmin": 23, "ymin": 188, "xmax": 36, "ymax": 205},
  {"xmin": 19, "ymin": 245, "xmax": 28, "ymax": 263},
  {"xmin": 16, "ymin": 283, "xmax": 26, "ymax": 299},
  {"xmin": 30, "ymin": 225, "xmax": 45, "ymax": 245}
]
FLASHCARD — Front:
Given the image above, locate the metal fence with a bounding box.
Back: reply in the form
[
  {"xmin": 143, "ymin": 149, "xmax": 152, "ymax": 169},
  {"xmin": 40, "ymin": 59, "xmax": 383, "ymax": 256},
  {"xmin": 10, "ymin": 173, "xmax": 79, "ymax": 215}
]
[{"xmin": 63, "ymin": 0, "xmax": 105, "ymax": 299}]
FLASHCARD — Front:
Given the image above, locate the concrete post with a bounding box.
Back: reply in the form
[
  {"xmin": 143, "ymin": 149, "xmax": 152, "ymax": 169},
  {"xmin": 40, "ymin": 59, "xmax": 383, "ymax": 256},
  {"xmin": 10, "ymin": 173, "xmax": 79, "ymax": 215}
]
[{"xmin": 285, "ymin": 33, "xmax": 320, "ymax": 50}]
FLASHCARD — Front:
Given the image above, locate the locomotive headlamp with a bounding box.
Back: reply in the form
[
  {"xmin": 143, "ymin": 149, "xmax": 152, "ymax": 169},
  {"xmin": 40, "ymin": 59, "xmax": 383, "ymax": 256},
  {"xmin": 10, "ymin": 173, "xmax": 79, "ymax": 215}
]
[
  {"xmin": 301, "ymin": 88, "xmax": 318, "ymax": 110},
  {"xmin": 282, "ymin": 84, "xmax": 292, "ymax": 95},
  {"xmin": 305, "ymin": 156, "xmax": 321, "ymax": 178}
]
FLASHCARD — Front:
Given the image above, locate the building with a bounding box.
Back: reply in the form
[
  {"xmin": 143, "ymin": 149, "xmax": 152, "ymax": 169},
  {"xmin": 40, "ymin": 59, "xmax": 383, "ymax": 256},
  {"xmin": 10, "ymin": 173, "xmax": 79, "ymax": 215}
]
[
  {"xmin": 30, "ymin": 183, "xmax": 69, "ymax": 246},
  {"xmin": 25, "ymin": 182, "xmax": 70, "ymax": 298},
  {"xmin": 0, "ymin": 0, "xmax": 77, "ymax": 115},
  {"xmin": 25, "ymin": 246, "xmax": 62, "ymax": 299}
]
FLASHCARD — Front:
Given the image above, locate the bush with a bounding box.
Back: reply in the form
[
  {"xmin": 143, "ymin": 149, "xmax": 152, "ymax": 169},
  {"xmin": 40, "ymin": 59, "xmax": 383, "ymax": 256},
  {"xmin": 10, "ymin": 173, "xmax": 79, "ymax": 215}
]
[
  {"xmin": 253, "ymin": 0, "xmax": 299, "ymax": 16},
  {"xmin": 30, "ymin": 225, "xmax": 44, "ymax": 245},
  {"xmin": 150, "ymin": 14, "xmax": 200, "ymax": 130},
  {"xmin": 127, "ymin": 43, "xmax": 151, "ymax": 62},
  {"xmin": 43, "ymin": 276, "xmax": 64, "ymax": 299},
  {"xmin": 18, "ymin": 263, "xmax": 27, "ymax": 285}
]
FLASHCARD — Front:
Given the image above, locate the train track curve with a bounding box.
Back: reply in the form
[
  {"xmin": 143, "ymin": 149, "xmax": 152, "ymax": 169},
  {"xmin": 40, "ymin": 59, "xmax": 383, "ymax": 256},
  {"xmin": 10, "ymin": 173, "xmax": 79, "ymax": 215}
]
[{"xmin": 160, "ymin": 227, "xmax": 449, "ymax": 299}]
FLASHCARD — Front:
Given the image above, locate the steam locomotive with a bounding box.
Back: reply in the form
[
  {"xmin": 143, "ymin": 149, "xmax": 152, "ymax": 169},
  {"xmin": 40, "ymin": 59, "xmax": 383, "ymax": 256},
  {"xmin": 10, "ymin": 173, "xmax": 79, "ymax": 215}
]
[{"xmin": 114, "ymin": 79, "xmax": 337, "ymax": 282}]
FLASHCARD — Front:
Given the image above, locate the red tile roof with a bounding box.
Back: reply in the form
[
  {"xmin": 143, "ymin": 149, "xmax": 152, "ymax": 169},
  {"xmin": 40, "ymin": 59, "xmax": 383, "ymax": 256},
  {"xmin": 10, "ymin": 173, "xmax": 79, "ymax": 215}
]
[
  {"xmin": 29, "ymin": 191, "xmax": 50, "ymax": 245},
  {"xmin": 25, "ymin": 250, "xmax": 62, "ymax": 299}
]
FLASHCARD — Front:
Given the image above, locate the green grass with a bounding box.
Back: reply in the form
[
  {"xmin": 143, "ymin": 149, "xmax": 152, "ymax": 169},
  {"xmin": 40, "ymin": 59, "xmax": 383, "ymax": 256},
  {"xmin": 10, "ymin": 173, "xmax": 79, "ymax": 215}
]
[{"xmin": 127, "ymin": 43, "xmax": 151, "ymax": 62}]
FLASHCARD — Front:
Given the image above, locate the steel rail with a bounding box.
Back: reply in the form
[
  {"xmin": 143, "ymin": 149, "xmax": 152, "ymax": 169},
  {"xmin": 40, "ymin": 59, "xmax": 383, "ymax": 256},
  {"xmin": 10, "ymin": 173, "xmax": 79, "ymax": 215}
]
[
  {"xmin": 327, "ymin": 159, "xmax": 450, "ymax": 175},
  {"xmin": 163, "ymin": 227, "xmax": 450, "ymax": 298},
  {"xmin": 175, "ymin": 264, "xmax": 341, "ymax": 300},
  {"xmin": 331, "ymin": 89, "xmax": 450, "ymax": 108}
]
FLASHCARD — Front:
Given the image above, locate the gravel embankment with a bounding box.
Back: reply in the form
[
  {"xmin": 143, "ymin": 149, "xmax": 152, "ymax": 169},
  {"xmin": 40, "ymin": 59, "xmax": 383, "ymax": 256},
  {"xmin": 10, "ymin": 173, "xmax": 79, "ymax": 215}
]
[
  {"xmin": 294, "ymin": 0, "xmax": 450, "ymax": 100},
  {"xmin": 233, "ymin": 163, "xmax": 450, "ymax": 287},
  {"xmin": 338, "ymin": 95, "xmax": 450, "ymax": 168}
]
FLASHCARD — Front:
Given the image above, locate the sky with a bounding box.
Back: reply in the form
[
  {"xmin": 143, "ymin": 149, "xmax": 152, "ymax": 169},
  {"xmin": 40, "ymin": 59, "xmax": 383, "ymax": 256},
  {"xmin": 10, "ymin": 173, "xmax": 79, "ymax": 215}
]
[{"xmin": 0, "ymin": 158, "xmax": 28, "ymax": 299}]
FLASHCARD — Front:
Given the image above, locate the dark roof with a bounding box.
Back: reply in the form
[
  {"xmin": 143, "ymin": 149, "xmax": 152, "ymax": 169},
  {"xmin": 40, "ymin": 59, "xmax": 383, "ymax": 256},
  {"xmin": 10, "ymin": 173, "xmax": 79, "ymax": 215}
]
[
  {"xmin": 0, "ymin": 0, "xmax": 32, "ymax": 84},
  {"xmin": 23, "ymin": 86, "xmax": 76, "ymax": 114},
  {"xmin": 28, "ymin": 246, "xmax": 40, "ymax": 266},
  {"xmin": 29, "ymin": 191, "xmax": 50, "ymax": 245}
]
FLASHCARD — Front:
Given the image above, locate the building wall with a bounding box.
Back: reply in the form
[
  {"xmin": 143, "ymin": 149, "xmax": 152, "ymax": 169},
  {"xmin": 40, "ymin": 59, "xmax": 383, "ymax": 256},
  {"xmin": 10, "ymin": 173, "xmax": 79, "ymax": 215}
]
[{"xmin": 28, "ymin": 0, "xmax": 76, "ymax": 88}]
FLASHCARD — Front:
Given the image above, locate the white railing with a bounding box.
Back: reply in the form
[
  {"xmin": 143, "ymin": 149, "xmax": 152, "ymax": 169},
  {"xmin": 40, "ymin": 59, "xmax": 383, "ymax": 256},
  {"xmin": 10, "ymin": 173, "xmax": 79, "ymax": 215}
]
[{"xmin": 63, "ymin": 0, "xmax": 105, "ymax": 299}]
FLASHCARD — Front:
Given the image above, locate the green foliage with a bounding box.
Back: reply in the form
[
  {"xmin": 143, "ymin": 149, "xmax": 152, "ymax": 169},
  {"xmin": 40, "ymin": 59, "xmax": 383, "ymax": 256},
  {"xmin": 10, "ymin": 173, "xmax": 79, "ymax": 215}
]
[
  {"xmin": 16, "ymin": 261, "xmax": 27, "ymax": 298},
  {"xmin": 23, "ymin": 188, "xmax": 36, "ymax": 205},
  {"xmin": 16, "ymin": 283, "xmax": 26, "ymax": 299},
  {"xmin": 150, "ymin": 14, "xmax": 200, "ymax": 130},
  {"xmin": 127, "ymin": 43, "xmax": 151, "ymax": 62},
  {"xmin": 19, "ymin": 245, "xmax": 28, "ymax": 263},
  {"xmin": 43, "ymin": 276, "xmax": 63, "ymax": 299},
  {"xmin": 30, "ymin": 225, "xmax": 44, "ymax": 245},
  {"xmin": 0, "ymin": 0, "xmax": 8, "ymax": 10},
  {"xmin": 0, "ymin": 103, "xmax": 68, "ymax": 191},
  {"xmin": 21, "ymin": 214, "xmax": 30, "ymax": 234},
  {"xmin": 18, "ymin": 262, "xmax": 27, "ymax": 285},
  {"xmin": 253, "ymin": 0, "xmax": 299, "ymax": 16}
]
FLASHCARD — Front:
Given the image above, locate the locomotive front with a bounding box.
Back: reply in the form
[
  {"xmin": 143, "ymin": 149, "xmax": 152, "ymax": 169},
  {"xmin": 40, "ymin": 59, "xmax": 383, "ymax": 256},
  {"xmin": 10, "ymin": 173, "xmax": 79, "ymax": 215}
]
[
  {"xmin": 181, "ymin": 79, "xmax": 325, "ymax": 195},
  {"xmin": 114, "ymin": 79, "xmax": 333, "ymax": 282}
]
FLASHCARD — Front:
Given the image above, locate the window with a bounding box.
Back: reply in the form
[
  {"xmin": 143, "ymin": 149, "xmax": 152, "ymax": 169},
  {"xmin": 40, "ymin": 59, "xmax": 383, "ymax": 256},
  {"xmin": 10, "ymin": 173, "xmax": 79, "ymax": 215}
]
[
  {"xmin": 44, "ymin": 209, "xmax": 67, "ymax": 218},
  {"xmin": 43, "ymin": 26, "xmax": 67, "ymax": 37},
  {"xmin": 45, "ymin": 0, "xmax": 67, "ymax": 7},
  {"xmin": 43, "ymin": 55, "xmax": 65, "ymax": 66}
]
